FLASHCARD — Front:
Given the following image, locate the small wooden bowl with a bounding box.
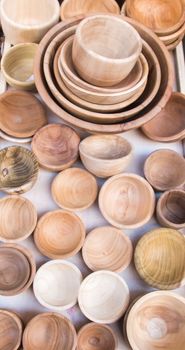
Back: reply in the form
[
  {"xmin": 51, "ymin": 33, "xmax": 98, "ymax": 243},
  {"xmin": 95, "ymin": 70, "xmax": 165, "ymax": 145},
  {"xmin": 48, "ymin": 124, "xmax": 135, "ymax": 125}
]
[
  {"xmin": 31, "ymin": 124, "xmax": 80, "ymax": 171},
  {"xmin": 51, "ymin": 168, "xmax": 98, "ymax": 211},
  {"xmin": 0, "ymin": 309, "xmax": 23, "ymax": 350},
  {"xmin": 134, "ymin": 228, "xmax": 185, "ymax": 289},
  {"xmin": 33, "ymin": 260, "xmax": 82, "ymax": 310},
  {"xmin": 78, "ymin": 270, "xmax": 130, "ymax": 323},
  {"xmin": 82, "ymin": 226, "xmax": 133, "ymax": 272},
  {"xmin": 141, "ymin": 92, "xmax": 185, "ymax": 142},
  {"xmin": 23, "ymin": 312, "xmax": 77, "ymax": 350},
  {"xmin": 0, "ymin": 146, "xmax": 39, "ymax": 194},
  {"xmin": 79, "ymin": 135, "xmax": 132, "ymax": 178},
  {"xmin": 77, "ymin": 323, "xmax": 117, "ymax": 350},
  {"xmin": 99, "ymin": 173, "xmax": 155, "ymax": 229},
  {"xmin": 0, "ymin": 195, "xmax": 37, "ymax": 242},
  {"xmin": 126, "ymin": 291, "xmax": 185, "ymax": 350},
  {"xmin": 0, "ymin": 90, "xmax": 47, "ymax": 138},
  {"xmin": 1, "ymin": 43, "xmax": 38, "ymax": 90},
  {"xmin": 156, "ymin": 189, "xmax": 185, "ymax": 229},
  {"xmin": 144, "ymin": 149, "xmax": 185, "ymax": 191},
  {"xmin": 72, "ymin": 15, "xmax": 142, "ymax": 87},
  {"xmin": 34, "ymin": 210, "xmax": 85, "ymax": 259}
]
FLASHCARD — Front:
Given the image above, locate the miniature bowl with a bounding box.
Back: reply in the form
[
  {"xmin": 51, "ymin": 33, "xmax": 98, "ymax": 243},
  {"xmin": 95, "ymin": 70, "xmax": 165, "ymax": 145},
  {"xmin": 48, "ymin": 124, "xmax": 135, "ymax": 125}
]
[
  {"xmin": 0, "ymin": 195, "xmax": 37, "ymax": 242},
  {"xmin": 23, "ymin": 312, "xmax": 77, "ymax": 350},
  {"xmin": 31, "ymin": 124, "xmax": 80, "ymax": 171},
  {"xmin": 51, "ymin": 168, "xmax": 98, "ymax": 211},
  {"xmin": 126, "ymin": 291, "xmax": 185, "ymax": 350},
  {"xmin": 1, "ymin": 43, "xmax": 38, "ymax": 90},
  {"xmin": 144, "ymin": 149, "xmax": 185, "ymax": 191},
  {"xmin": 72, "ymin": 15, "xmax": 142, "ymax": 87},
  {"xmin": 99, "ymin": 173, "xmax": 155, "ymax": 229},
  {"xmin": 134, "ymin": 228, "xmax": 185, "ymax": 289},
  {"xmin": 78, "ymin": 270, "xmax": 130, "ymax": 323},
  {"xmin": 34, "ymin": 210, "xmax": 85, "ymax": 259},
  {"xmin": 156, "ymin": 189, "xmax": 185, "ymax": 229},
  {"xmin": 82, "ymin": 226, "xmax": 133, "ymax": 272},
  {"xmin": 0, "ymin": 146, "xmax": 39, "ymax": 194},
  {"xmin": 0, "ymin": 0, "xmax": 60, "ymax": 44},
  {"xmin": 77, "ymin": 323, "xmax": 117, "ymax": 350},
  {"xmin": 33, "ymin": 260, "xmax": 82, "ymax": 311},
  {"xmin": 0, "ymin": 310, "xmax": 23, "ymax": 350}
]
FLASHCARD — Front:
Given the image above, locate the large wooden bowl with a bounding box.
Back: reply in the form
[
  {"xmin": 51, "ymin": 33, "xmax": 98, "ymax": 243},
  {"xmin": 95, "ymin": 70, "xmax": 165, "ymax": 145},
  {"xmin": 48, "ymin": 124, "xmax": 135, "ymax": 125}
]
[
  {"xmin": 77, "ymin": 323, "xmax": 117, "ymax": 350},
  {"xmin": 0, "ymin": 310, "xmax": 23, "ymax": 350}
]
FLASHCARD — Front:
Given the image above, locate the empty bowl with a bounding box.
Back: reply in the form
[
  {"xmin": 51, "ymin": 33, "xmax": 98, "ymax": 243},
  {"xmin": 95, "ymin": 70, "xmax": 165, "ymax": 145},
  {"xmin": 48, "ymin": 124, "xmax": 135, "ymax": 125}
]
[
  {"xmin": 0, "ymin": 309, "xmax": 22, "ymax": 350},
  {"xmin": 77, "ymin": 323, "xmax": 117, "ymax": 350}
]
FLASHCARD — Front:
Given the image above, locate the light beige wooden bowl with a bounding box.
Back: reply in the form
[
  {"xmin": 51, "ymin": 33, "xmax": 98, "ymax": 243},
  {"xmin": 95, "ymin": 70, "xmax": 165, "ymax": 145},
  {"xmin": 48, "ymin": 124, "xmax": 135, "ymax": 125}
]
[
  {"xmin": 79, "ymin": 135, "xmax": 132, "ymax": 178},
  {"xmin": 159, "ymin": 21, "xmax": 185, "ymax": 46},
  {"xmin": 99, "ymin": 173, "xmax": 155, "ymax": 229},
  {"xmin": 72, "ymin": 15, "xmax": 142, "ymax": 87},
  {"xmin": 51, "ymin": 168, "xmax": 98, "ymax": 211},
  {"xmin": 0, "ymin": 310, "xmax": 23, "ymax": 350},
  {"xmin": 77, "ymin": 322, "xmax": 117, "ymax": 350},
  {"xmin": 34, "ymin": 210, "xmax": 85, "ymax": 259},
  {"xmin": 126, "ymin": 291, "xmax": 185, "ymax": 350},
  {"xmin": 144, "ymin": 149, "xmax": 185, "ymax": 191}
]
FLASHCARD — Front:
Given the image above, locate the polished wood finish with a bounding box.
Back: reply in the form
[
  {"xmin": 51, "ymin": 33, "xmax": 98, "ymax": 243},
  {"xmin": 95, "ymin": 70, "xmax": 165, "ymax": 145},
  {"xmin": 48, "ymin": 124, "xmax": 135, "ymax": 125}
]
[
  {"xmin": 0, "ymin": 309, "xmax": 22, "ymax": 350},
  {"xmin": 77, "ymin": 323, "xmax": 117, "ymax": 350}
]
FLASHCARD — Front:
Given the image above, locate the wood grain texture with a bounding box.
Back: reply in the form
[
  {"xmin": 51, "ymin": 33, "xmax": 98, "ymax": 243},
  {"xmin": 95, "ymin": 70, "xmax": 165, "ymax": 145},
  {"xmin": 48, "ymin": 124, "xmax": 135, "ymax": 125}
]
[
  {"xmin": 0, "ymin": 309, "xmax": 22, "ymax": 350},
  {"xmin": 77, "ymin": 322, "xmax": 117, "ymax": 350},
  {"xmin": 134, "ymin": 228, "xmax": 185, "ymax": 289}
]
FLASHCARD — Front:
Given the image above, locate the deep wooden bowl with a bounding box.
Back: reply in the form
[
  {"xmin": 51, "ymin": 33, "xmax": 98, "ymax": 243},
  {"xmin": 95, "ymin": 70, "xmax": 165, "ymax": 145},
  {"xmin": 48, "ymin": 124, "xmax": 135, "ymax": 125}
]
[
  {"xmin": 135, "ymin": 228, "xmax": 185, "ymax": 289},
  {"xmin": 99, "ymin": 173, "xmax": 155, "ymax": 229},
  {"xmin": 126, "ymin": 291, "xmax": 185, "ymax": 350},
  {"xmin": 23, "ymin": 312, "xmax": 77, "ymax": 350},
  {"xmin": 34, "ymin": 210, "xmax": 85, "ymax": 259},
  {"xmin": 33, "ymin": 260, "xmax": 82, "ymax": 310},
  {"xmin": 79, "ymin": 135, "xmax": 132, "ymax": 178},
  {"xmin": 51, "ymin": 168, "xmax": 98, "ymax": 211},
  {"xmin": 144, "ymin": 149, "xmax": 185, "ymax": 191},
  {"xmin": 31, "ymin": 124, "xmax": 80, "ymax": 171},
  {"xmin": 77, "ymin": 323, "xmax": 117, "ymax": 350},
  {"xmin": 0, "ymin": 310, "xmax": 23, "ymax": 350}
]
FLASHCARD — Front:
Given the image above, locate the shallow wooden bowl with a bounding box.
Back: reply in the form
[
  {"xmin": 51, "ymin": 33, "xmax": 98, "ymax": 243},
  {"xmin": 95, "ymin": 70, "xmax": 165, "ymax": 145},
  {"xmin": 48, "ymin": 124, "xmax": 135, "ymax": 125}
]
[
  {"xmin": 159, "ymin": 21, "xmax": 185, "ymax": 46},
  {"xmin": 126, "ymin": 291, "xmax": 185, "ymax": 350},
  {"xmin": 166, "ymin": 32, "xmax": 185, "ymax": 51},
  {"xmin": 31, "ymin": 124, "xmax": 80, "ymax": 171},
  {"xmin": 0, "ymin": 195, "xmax": 37, "ymax": 242},
  {"xmin": 99, "ymin": 173, "xmax": 155, "ymax": 229},
  {"xmin": 141, "ymin": 92, "xmax": 185, "ymax": 142},
  {"xmin": 0, "ymin": 130, "xmax": 32, "ymax": 144},
  {"xmin": 0, "ymin": 310, "xmax": 23, "ymax": 350},
  {"xmin": 34, "ymin": 210, "xmax": 85, "ymax": 259},
  {"xmin": 0, "ymin": 146, "xmax": 39, "ymax": 194},
  {"xmin": 144, "ymin": 149, "xmax": 185, "ymax": 191},
  {"xmin": 156, "ymin": 189, "xmax": 185, "ymax": 229},
  {"xmin": 135, "ymin": 228, "xmax": 185, "ymax": 289},
  {"xmin": 82, "ymin": 226, "xmax": 133, "ymax": 272},
  {"xmin": 0, "ymin": 90, "xmax": 47, "ymax": 138},
  {"xmin": 79, "ymin": 135, "xmax": 132, "ymax": 178},
  {"xmin": 1, "ymin": 43, "xmax": 38, "ymax": 90},
  {"xmin": 77, "ymin": 323, "xmax": 117, "ymax": 350},
  {"xmin": 78, "ymin": 270, "xmax": 130, "ymax": 323},
  {"xmin": 33, "ymin": 260, "xmax": 82, "ymax": 310},
  {"xmin": 52, "ymin": 168, "xmax": 98, "ymax": 211},
  {"xmin": 23, "ymin": 312, "xmax": 77, "ymax": 350}
]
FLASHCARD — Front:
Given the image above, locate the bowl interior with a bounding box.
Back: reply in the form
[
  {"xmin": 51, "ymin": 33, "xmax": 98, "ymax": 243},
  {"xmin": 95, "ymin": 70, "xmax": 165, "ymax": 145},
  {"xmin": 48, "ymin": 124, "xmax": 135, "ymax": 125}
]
[
  {"xmin": 77, "ymin": 323, "xmax": 116, "ymax": 350},
  {"xmin": 159, "ymin": 191, "xmax": 185, "ymax": 225}
]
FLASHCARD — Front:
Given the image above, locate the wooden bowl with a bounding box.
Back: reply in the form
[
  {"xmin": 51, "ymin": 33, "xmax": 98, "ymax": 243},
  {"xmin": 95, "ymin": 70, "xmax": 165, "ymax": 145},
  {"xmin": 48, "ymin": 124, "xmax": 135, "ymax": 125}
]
[
  {"xmin": 144, "ymin": 149, "xmax": 185, "ymax": 191},
  {"xmin": 0, "ymin": 310, "xmax": 22, "ymax": 350},
  {"xmin": 0, "ymin": 0, "xmax": 60, "ymax": 44},
  {"xmin": 160, "ymin": 22, "xmax": 185, "ymax": 46},
  {"xmin": 0, "ymin": 146, "xmax": 39, "ymax": 194},
  {"xmin": 79, "ymin": 135, "xmax": 132, "ymax": 178},
  {"xmin": 166, "ymin": 32, "xmax": 185, "ymax": 51},
  {"xmin": 1, "ymin": 43, "xmax": 38, "ymax": 90},
  {"xmin": 31, "ymin": 124, "xmax": 80, "ymax": 171},
  {"xmin": 33, "ymin": 260, "xmax": 82, "ymax": 310},
  {"xmin": 72, "ymin": 15, "xmax": 142, "ymax": 87},
  {"xmin": 0, "ymin": 90, "xmax": 47, "ymax": 138},
  {"xmin": 60, "ymin": 0, "xmax": 120, "ymax": 21},
  {"xmin": 99, "ymin": 173, "xmax": 155, "ymax": 229},
  {"xmin": 126, "ymin": 291, "xmax": 185, "ymax": 350},
  {"xmin": 78, "ymin": 270, "xmax": 130, "ymax": 323},
  {"xmin": 77, "ymin": 323, "xmax": 117, "ymax": 350},
  {"xmin": 23, "ymin": 312, "xmax": 77, "ymax": 350},
  {"xmin": 34, "ymin": 210, "xmax": 85, "ymax": 259},
  {"xmin": 0, "ymin": 130, "xmax": 32, "ymax": 144},
  {"xmin": 82, "ymin": 226, "xmax": 133, "ymax": 272},
  {"xmin": 0, "ymin": 195, "xmax": 37, "ymax": 242},
  {"xmin": 51, "ymin": 168, "xmax": 98, "ymax": 211},
  {"xmin": 135, "ymin": 228, "xmax": 185, "ymax": 289},
  {"xmin": 156, "ymin": 189, "xmax": 185, "ymax": 229}
]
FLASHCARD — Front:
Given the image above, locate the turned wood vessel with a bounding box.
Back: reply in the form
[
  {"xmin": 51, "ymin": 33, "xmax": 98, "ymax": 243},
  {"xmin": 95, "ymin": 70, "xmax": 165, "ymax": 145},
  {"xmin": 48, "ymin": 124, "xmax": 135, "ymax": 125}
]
[
  {"xmin": 77, "ymin": 323, "xmax": 117, "ymax": 350},
  {"xmin": 0, "ymin": 309, "xmax": 22, "ymax": 350}
]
